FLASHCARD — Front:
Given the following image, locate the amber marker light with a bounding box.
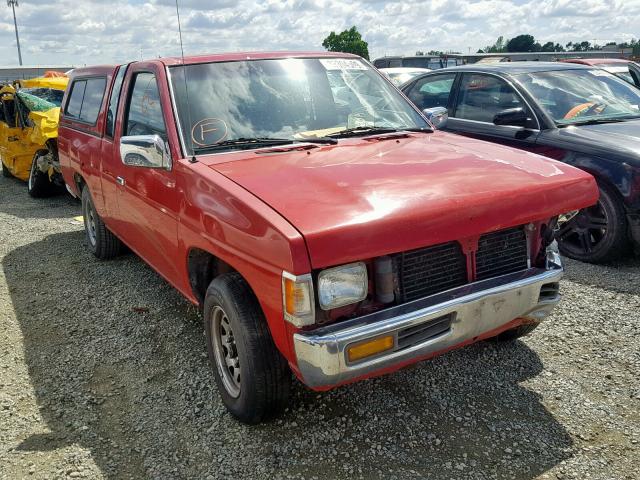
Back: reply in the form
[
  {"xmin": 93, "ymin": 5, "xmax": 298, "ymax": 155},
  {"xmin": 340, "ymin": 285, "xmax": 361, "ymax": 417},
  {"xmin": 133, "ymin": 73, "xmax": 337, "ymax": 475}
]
[
  {"xmin": 282, "ymin": 271, "xmax": 315, "ymax": 327},
  {"xmin": 347, "ymin": 335, "xmax": 394, "ymax": 363}
]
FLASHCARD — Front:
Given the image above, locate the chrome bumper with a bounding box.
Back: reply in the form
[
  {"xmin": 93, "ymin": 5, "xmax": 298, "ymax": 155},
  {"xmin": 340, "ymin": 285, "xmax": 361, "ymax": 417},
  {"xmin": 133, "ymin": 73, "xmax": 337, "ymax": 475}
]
[{"xmin": 294, "ymin": 260, "xmax": 563, "ymax": 389}]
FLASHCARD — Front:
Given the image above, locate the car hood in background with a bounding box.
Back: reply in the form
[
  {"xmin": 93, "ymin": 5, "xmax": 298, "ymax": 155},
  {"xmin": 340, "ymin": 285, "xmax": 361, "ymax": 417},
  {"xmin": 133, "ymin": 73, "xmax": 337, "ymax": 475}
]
[
  {"xmin": 207, "ymin": 132, "xmax": 598, "ymax": 268},
  {"xmin": 544, "ymin": 119, "xmax": 640, "ymax": 167}
]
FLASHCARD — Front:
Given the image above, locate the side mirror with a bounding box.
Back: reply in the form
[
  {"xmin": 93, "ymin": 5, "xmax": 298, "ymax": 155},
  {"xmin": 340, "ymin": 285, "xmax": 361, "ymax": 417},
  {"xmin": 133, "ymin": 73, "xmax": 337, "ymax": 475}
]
[
  {"xmin": 422, "ymin": 106, "xmax": 448, "ymax": 129},
  {"xmin": 120, "ymin": 134, "xmax": 171, "ymax": 170},
  {"xmin": 493, "ymin": 107, "xmax": 531, "ymax": 128}
]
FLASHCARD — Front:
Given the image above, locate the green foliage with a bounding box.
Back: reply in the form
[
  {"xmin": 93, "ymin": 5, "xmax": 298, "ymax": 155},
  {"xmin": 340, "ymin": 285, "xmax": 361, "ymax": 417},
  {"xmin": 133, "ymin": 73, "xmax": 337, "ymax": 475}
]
[
  {"xmin": 541, "ymin": 41, "xmax": 565, "ymax": 52},
  {"xmin": 322, "ymin": 26, "xmax": 369, "ymax": 60},
  {"xmin": 481, "ymin": 36, "xmax": 507, "ymax": 53},
  {"xmin": 506, "ymin": 34, "xmax": 539, "ymax": 52},
  {"xmin": 566, "ymin": 41, "xmax": 601, "ymax": 51}
]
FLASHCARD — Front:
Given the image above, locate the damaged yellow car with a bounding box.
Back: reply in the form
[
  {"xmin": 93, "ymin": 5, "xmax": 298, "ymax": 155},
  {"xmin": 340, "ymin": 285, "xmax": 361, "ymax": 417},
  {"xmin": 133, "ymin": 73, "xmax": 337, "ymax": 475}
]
[{"xmin": 0, "ymin": 74, "xmax": 68, "ymax": 197}]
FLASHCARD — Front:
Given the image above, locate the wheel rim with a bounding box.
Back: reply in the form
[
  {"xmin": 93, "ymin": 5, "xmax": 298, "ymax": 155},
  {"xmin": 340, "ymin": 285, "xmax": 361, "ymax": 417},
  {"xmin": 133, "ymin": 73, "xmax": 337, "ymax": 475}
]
[
  {"xmin": 556, "ymin": 201, "xmax": 608, "ymax": 257},
  {"xmin": 210, "ymin": 306, "xmax": 241, "ymax": 398},
  {"xmin": 83, "ymin": 196, "xmax": 97, "ymax": 247}
]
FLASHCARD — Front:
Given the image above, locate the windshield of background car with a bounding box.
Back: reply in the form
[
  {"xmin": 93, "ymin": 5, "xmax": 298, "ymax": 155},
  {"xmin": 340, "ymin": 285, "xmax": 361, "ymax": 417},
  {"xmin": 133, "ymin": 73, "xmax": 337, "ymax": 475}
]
[
  {"xmin": 515, "ymin": 68, "xmax": 640, "ymax": 125},
  {"xmin": 598, "ymin": 64, "xmax": 639, "ymax": 86},
  {"xmin": 170, "ymin": 57, "xmax": 428, "ymax": 154},
  {"xmin": 20, "ymin": 88, "xmax": 64, "ymax": 107}
]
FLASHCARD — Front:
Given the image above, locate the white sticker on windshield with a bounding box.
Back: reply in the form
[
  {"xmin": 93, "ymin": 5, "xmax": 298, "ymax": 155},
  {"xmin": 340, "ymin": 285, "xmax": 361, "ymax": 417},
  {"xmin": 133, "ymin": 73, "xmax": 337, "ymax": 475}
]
[
  {"xmin": 319, "ymin": 58, "xmax": 368, "ymax": 71},
  {"xmin": 589, "ymin": 69, "xmax": 609, "ymax": 76}
]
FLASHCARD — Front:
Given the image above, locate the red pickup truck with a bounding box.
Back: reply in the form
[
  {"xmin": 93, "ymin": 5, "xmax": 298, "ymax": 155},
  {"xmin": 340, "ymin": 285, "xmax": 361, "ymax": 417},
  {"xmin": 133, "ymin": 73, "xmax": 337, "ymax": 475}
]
[{"xmin": 58, "ymin": 52, "xmax": 598, "ymax": 424}]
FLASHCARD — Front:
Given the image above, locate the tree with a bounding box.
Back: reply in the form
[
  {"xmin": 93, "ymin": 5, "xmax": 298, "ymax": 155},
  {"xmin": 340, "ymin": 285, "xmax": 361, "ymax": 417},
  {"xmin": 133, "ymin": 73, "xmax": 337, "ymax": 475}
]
[
  {"xmin": 506, "ymin": 34, "xmax": 537, "ymax": 52},
  {"xmin": 566, "ymin": 41, "xmax": 600, "ymax": 52},
  {"xmin": 322, "ymin": 26, "xmax": 369, "ymax": 60},
  {"xmin": 541, "ymin": 41, "xmax": 565, "ymax": 52},
  {"xmin": 481, "ymin": 36, "xmax": 507, "ymax": 53}
]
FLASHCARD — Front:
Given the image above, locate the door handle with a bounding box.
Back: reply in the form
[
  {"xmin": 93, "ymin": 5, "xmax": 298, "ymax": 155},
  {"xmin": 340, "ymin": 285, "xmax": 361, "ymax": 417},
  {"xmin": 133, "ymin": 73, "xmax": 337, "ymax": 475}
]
[
  {"xmin": 7, "ymin": 136, "xmax": 18, "ymax": 142},
  {"xmin": 116, "ymin": 176, "xmax": 125, "ymax": 186}
]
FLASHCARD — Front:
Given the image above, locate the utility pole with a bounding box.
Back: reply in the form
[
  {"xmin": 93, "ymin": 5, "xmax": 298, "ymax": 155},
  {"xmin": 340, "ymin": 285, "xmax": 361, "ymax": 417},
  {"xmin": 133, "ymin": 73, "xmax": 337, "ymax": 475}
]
[{"xmin": 7, "ymin": 0, "xmax": 22, "ymax": 65}]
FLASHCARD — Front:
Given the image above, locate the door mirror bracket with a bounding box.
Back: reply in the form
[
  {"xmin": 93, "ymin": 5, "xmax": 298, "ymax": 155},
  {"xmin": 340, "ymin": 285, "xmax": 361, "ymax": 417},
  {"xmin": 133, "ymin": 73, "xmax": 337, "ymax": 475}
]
[
  {"xmin": 120, "ymin": 134, "xmax": 172, "ymax": 170},
  {"xmin": 493, "ymin": 107, "xmax": 532, "ymax": 128}
]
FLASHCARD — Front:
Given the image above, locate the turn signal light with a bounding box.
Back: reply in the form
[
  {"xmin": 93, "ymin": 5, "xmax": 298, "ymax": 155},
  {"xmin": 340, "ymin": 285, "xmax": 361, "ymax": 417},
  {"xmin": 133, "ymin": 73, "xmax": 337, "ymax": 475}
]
[
  {"xmin": 282, "ymin": 271, "xmax": 315, "ymax": 327},
  {"xmin": 347, "ymin": 335, "xmax": 394, "ymax": 362}
]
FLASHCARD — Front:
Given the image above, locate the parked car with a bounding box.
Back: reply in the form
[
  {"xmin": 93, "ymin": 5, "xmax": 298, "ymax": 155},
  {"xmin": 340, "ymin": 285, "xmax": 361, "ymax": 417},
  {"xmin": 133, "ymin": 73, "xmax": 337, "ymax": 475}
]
[
  {"xmin": 58, "ymin": 53, "xmax": 597, "ymax": 423},
  {"xmin": 561, "ymin": 58, "xmax": 640, "ymax": 89},
  {"xmin": 0, "ymin": 73, "xmax": 68, "ymax": 196},
  {"xmin": 373, "ymin": 55, "xmax": 460, "ymax": 70},
  {"xmin": 379, "ymin": 67, "xmax": 431, "ymax": 86},
  {"xmin": 401, "ymin": 62, "xmax": 640, "ymax": 263}
]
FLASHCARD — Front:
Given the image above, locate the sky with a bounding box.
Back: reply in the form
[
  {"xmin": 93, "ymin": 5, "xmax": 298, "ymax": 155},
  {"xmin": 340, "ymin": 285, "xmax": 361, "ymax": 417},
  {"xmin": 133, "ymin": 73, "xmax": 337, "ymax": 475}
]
[{"xmin": 0, "ymin": 0, "xmax": 638, "ymax": 67}]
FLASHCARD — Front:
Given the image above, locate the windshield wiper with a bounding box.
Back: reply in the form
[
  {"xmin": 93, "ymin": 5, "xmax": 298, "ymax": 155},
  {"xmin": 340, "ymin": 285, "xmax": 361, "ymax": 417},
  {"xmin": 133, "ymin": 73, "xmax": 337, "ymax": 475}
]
[
  {"xmin": 192, "ymin": 136, "xmax": 336, "ymax": 153},
  {"xmin": 559, "ymin": 117, "xmax": 632, "ymax": 127},
  {"xmin": 326, "ymin": 126, "xmax": 400, "ymax": 138}
]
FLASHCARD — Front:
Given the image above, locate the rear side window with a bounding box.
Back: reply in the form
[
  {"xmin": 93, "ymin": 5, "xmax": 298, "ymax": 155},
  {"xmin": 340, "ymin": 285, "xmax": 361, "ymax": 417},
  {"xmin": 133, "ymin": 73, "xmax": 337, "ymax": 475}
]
[
  {"xmin": 105, "ymin": 66, "xmax": 127, "ymax": 137},
  {"xmin": 64, "ymin": 77, "xmax": 107, "ymax": 124}
]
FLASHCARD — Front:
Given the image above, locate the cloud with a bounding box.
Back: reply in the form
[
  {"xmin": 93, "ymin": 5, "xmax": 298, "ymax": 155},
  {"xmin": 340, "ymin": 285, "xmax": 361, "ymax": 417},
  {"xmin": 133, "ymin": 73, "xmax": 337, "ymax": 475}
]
[{"xmin": 0, "ymin": 0, "xmax": 637, "ymax": 66}]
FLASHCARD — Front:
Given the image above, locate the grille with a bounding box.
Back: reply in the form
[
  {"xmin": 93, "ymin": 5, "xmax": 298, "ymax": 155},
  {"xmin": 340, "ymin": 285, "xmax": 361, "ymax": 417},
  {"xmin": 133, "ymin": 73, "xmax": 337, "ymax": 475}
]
[
  {"xmin": 393, "ymin": 242, "xmax": 467, "ymax": 303},
  {"xmin": 476, "ymin": 227, "xmax": 528, "ymax": 281}
]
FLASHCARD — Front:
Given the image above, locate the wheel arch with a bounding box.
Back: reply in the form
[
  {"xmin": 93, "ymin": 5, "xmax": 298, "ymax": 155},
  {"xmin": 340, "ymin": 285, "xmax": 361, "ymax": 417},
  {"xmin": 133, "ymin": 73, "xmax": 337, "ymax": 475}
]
[{"xmin": 187, "ymin": 247, "xmax": 239, "ymax": 306}]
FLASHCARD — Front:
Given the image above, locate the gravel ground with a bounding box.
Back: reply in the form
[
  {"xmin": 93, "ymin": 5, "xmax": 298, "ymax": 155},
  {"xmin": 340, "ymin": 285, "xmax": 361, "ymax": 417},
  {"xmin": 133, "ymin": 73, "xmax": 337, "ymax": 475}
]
[{"xmin": 1, "ymin": 175, "xmax": 639, "ymax": 480}]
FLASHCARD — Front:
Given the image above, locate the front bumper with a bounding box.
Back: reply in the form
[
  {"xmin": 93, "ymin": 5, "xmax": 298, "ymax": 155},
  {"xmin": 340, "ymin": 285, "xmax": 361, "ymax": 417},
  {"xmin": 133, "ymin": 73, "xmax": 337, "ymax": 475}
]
[{"xmin": 294, "ymin": 258, "xmax": 563, "ymax": 389}]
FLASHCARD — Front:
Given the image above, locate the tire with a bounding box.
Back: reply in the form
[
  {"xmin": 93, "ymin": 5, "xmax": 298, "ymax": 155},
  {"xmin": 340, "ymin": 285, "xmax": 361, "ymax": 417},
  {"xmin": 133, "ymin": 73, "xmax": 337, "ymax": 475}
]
[
  {"xmin": 203, "ymin": 272, "xmax": 291, "ymax": 424},
  {"xmin": 81, "ymin": 186, "xmax": 121, "ymax": 259},
  {"xmin": 1, "ymin": 161, "xmax": 12, "ymax": 178},
  {"xmin": 27, "ymin": 153, "xmax": 54, "ymax": 198},
  {"xmin": 556, "ymin": 182, "xmax": 629, "ymax": 263},
  {"xmin": 493, "ymin": 323, "xmax": 539, "ymax": 342}
]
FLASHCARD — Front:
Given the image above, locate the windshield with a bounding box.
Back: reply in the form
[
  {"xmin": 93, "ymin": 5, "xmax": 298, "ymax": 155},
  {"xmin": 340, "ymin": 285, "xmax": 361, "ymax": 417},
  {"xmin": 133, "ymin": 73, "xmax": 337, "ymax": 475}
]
[
  {"xmin": 515, "ymin": 68, "xmax": 640, "ymax": 125},
  {"xmin": 170, "ymin": 57, "xmax": 428, "ymax": 154},
  {"xmin": 386, "ymin": 71, "xmax": 424, "ymax": 86},
  {"xmin": 599, "ymin": 64, "xmax": 638, "ymax": 85},
  {"xmin": 20, "ymin": 88, "xmax": 64, "ymax": 108}
]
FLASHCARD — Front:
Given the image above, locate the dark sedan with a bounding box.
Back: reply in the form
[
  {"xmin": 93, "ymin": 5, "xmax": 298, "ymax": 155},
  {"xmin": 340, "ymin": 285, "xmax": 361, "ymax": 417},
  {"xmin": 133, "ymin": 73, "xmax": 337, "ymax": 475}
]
[{"xmin": 401, "ymin": 62, "xmax": 640, "ymax": 263}]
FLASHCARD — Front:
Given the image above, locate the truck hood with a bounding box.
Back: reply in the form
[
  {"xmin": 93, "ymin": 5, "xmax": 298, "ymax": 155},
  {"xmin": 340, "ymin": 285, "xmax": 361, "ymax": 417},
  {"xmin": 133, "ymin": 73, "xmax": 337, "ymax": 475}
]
[{"xmin": 208, "ymin": 132, "xmax": 598, "ymax": 268}]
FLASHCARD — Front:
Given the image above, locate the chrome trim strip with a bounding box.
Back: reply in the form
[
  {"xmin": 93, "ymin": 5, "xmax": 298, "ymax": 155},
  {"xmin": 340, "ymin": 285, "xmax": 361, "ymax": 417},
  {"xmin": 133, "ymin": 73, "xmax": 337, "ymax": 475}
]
[
  {"xmin": 294, "ymin": 264, "xmax": 563, "ymax": 388},
  {"xmin": 165, "ymin": 65, "xmax": 187, "ymax": 158}
]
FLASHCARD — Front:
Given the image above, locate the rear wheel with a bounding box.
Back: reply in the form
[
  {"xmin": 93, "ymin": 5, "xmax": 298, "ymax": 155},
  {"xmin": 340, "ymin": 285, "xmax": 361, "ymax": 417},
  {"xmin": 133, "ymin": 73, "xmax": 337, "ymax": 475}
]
[
  {"xmin": 204, "ymin": 272, "xmax": 290, "ymax": 424},
  {"xmin": 556, "ymin": 182, "xmax": 629, "ymax": 263},
  {"xmin": 81, "ymin": 186, "xmax": 121, "ymax": 259},
  {"xmin": 27, "ymin": 153, "xmax": 54, "ymax": 198}
]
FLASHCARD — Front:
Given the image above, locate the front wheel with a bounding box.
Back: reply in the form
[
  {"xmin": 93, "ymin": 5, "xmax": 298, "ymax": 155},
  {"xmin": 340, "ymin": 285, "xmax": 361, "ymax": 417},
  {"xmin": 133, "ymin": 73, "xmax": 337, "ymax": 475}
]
[
  {"xmin": 556, "ymin": 182, "xmax": 629, "ymax": 263},
  {"xmin": 204, "ymin": 272, "xmax": 291, "ymax": 424},
  {"xmin": 27, "ymin": 154, "xmax": 54, "ymax": 198},
  {"xmin": 81, "ymin": 186, "xmax": 121, "ymax": 259}
]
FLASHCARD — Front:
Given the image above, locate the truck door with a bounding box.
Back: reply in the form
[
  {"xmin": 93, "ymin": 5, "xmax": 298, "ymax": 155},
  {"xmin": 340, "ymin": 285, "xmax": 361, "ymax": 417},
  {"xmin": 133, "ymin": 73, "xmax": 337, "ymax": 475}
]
[
  {"xmin": 113, "ymin": 63, "xmax": 180, "ymax": 281},
  {"xmin": 100, "ymin": 65, "xmax": 128, "ymax": 224}
]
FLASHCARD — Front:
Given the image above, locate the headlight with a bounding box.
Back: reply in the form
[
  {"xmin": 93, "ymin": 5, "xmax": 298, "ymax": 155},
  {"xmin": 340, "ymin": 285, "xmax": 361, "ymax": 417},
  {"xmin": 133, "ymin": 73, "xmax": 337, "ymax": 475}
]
[{"xmin": 317, "ymin": 262, "xmax": 368, "ymax": 310}]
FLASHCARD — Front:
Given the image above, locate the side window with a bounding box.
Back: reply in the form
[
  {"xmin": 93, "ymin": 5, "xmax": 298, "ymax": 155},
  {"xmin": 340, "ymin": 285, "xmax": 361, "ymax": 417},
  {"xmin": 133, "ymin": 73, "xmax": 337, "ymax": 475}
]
[
  {"xmin": 65, "ymin": 80, "xmax": 86, "ymax": 119},
  {"xmin": 105, "ymin": 66, "xmax": 127, "ymax": 137},
  {"xmin": 80, "ymin": 78, "xmax": 107, "ymax": 124},
  {"xmin": 64, "ymin": 77, "xmax": 106, "ymax": 124},
  {"xmin": 124, "ymin": 72, "xmax": 167, "ymax": 140},
  {"xmin": 406, "ymin": 74, "xmax": 456, "ymax": 111},
  {"xmin": 454, "ymin": 73, "xmax": 527, "ymax": 123}
]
